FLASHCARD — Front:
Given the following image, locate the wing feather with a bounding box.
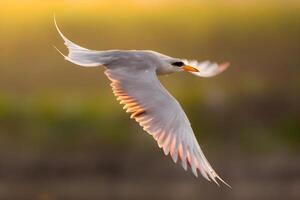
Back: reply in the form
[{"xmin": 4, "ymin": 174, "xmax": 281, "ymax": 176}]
[
  {"xmin": 182, "ymin": 59, "xmax": 230, "ymax": 77},
  {"xmin": 104, "ymin": 68, "xmax": 230, "ymax": 187}
]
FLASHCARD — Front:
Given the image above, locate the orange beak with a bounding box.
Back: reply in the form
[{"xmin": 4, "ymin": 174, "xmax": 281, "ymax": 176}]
[{"xmin": 182, "ymin": 65, "xmax": 199, "ymax": 72}]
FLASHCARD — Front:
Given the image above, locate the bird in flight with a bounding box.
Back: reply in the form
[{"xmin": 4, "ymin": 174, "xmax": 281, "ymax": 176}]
[{"xmin": 54, "ymin": 18, "xmax": 230, "ymax": 187}]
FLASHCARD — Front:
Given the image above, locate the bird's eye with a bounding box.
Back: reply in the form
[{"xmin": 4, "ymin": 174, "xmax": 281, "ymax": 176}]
[{"xmin": 171, "ymin": 61, "xmax": 185, "ymax": 67}]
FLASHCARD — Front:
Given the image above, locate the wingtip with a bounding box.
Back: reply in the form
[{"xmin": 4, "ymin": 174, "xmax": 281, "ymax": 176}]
[
  {"xmin": 219, "ymin": 62, "xmax": 230, "ymax": 70},
  {"xmin": 209, "ymin": 175, "xmax": 232, "ymax": 188},
  {"xmin": 205, "ymin": 168, "xmax": 232, "ymax": 188},
  {"xmin": 216, "ymin": 176, "xmax": 232, "ymax": 189}
]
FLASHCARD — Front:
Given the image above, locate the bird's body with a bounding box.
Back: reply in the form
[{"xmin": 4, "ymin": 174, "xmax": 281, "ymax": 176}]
[
  {"xmin": 55, "ymin": 18, "xmax": 230, "ymax": 187},
  {"xmin": 101, "ymin": 50, "xmax": 178, "ymax": 74}
]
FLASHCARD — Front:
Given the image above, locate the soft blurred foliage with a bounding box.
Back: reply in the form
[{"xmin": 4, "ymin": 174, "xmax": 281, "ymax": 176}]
[{"xmin": 0, "ymin": 0, "xmax": 299, "ymax": 200}]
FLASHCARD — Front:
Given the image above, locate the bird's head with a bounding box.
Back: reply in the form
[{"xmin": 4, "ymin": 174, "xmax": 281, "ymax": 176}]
[
  {"xmin": 156, "ymin": 55, "xmax": 199, "ymax": 75},
  {"xmin": 169, "ymin": 60, "xmax": 199, "ymax": 73},
  {"xmin": 163, "ymin": 57, "xmax": 229, "ymax": 78},
  {"xmin": 151, "ymin": 51, "xmax": 228, "ymax": 77}
]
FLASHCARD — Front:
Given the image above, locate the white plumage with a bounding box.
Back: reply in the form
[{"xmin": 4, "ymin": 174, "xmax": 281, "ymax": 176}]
[{"xmin": 54, "ymin": 17, "xmax": 230, "ymax": 187}]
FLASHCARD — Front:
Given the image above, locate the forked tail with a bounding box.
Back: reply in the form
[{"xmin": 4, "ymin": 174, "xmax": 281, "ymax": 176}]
[{"xmin": 54, "ymin": 16, "xmax": 111, "ymax": 67}]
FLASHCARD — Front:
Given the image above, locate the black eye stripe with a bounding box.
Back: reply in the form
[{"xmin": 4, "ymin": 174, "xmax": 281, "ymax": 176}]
[{"xmin": 171, "ymin": 61, "xmax": 185, "ymax": 67}]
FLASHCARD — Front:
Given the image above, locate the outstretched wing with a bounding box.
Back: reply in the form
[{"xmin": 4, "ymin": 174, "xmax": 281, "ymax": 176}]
[
  {"xmin": 182, "ymin": 59, "xmax": 230, "ymax": 77},
  {"xmin": 105, "ymin": 67, "xmax": 230, "ymax": 187}
]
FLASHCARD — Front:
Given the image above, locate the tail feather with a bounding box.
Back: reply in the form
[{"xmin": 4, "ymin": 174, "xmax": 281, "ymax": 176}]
[{"xmin": 54, "ymin": 16, "xmax": 105, "ymax": 67}]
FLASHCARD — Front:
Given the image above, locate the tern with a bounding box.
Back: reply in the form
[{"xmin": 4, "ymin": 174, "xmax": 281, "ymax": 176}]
[{"xmin": 54, "ymin": 18, "xmax": 230, "ymax": 187}]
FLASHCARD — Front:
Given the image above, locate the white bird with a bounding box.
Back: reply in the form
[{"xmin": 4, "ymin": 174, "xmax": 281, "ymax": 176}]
[{"xmin": 54, "ymin": 18, "xmax": 230, "ymax": 187}]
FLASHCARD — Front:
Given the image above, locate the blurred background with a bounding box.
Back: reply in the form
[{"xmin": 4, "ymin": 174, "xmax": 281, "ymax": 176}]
[{"xmin": 0, "ymin": 0, "xmax": 299, "ymax": 199}]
